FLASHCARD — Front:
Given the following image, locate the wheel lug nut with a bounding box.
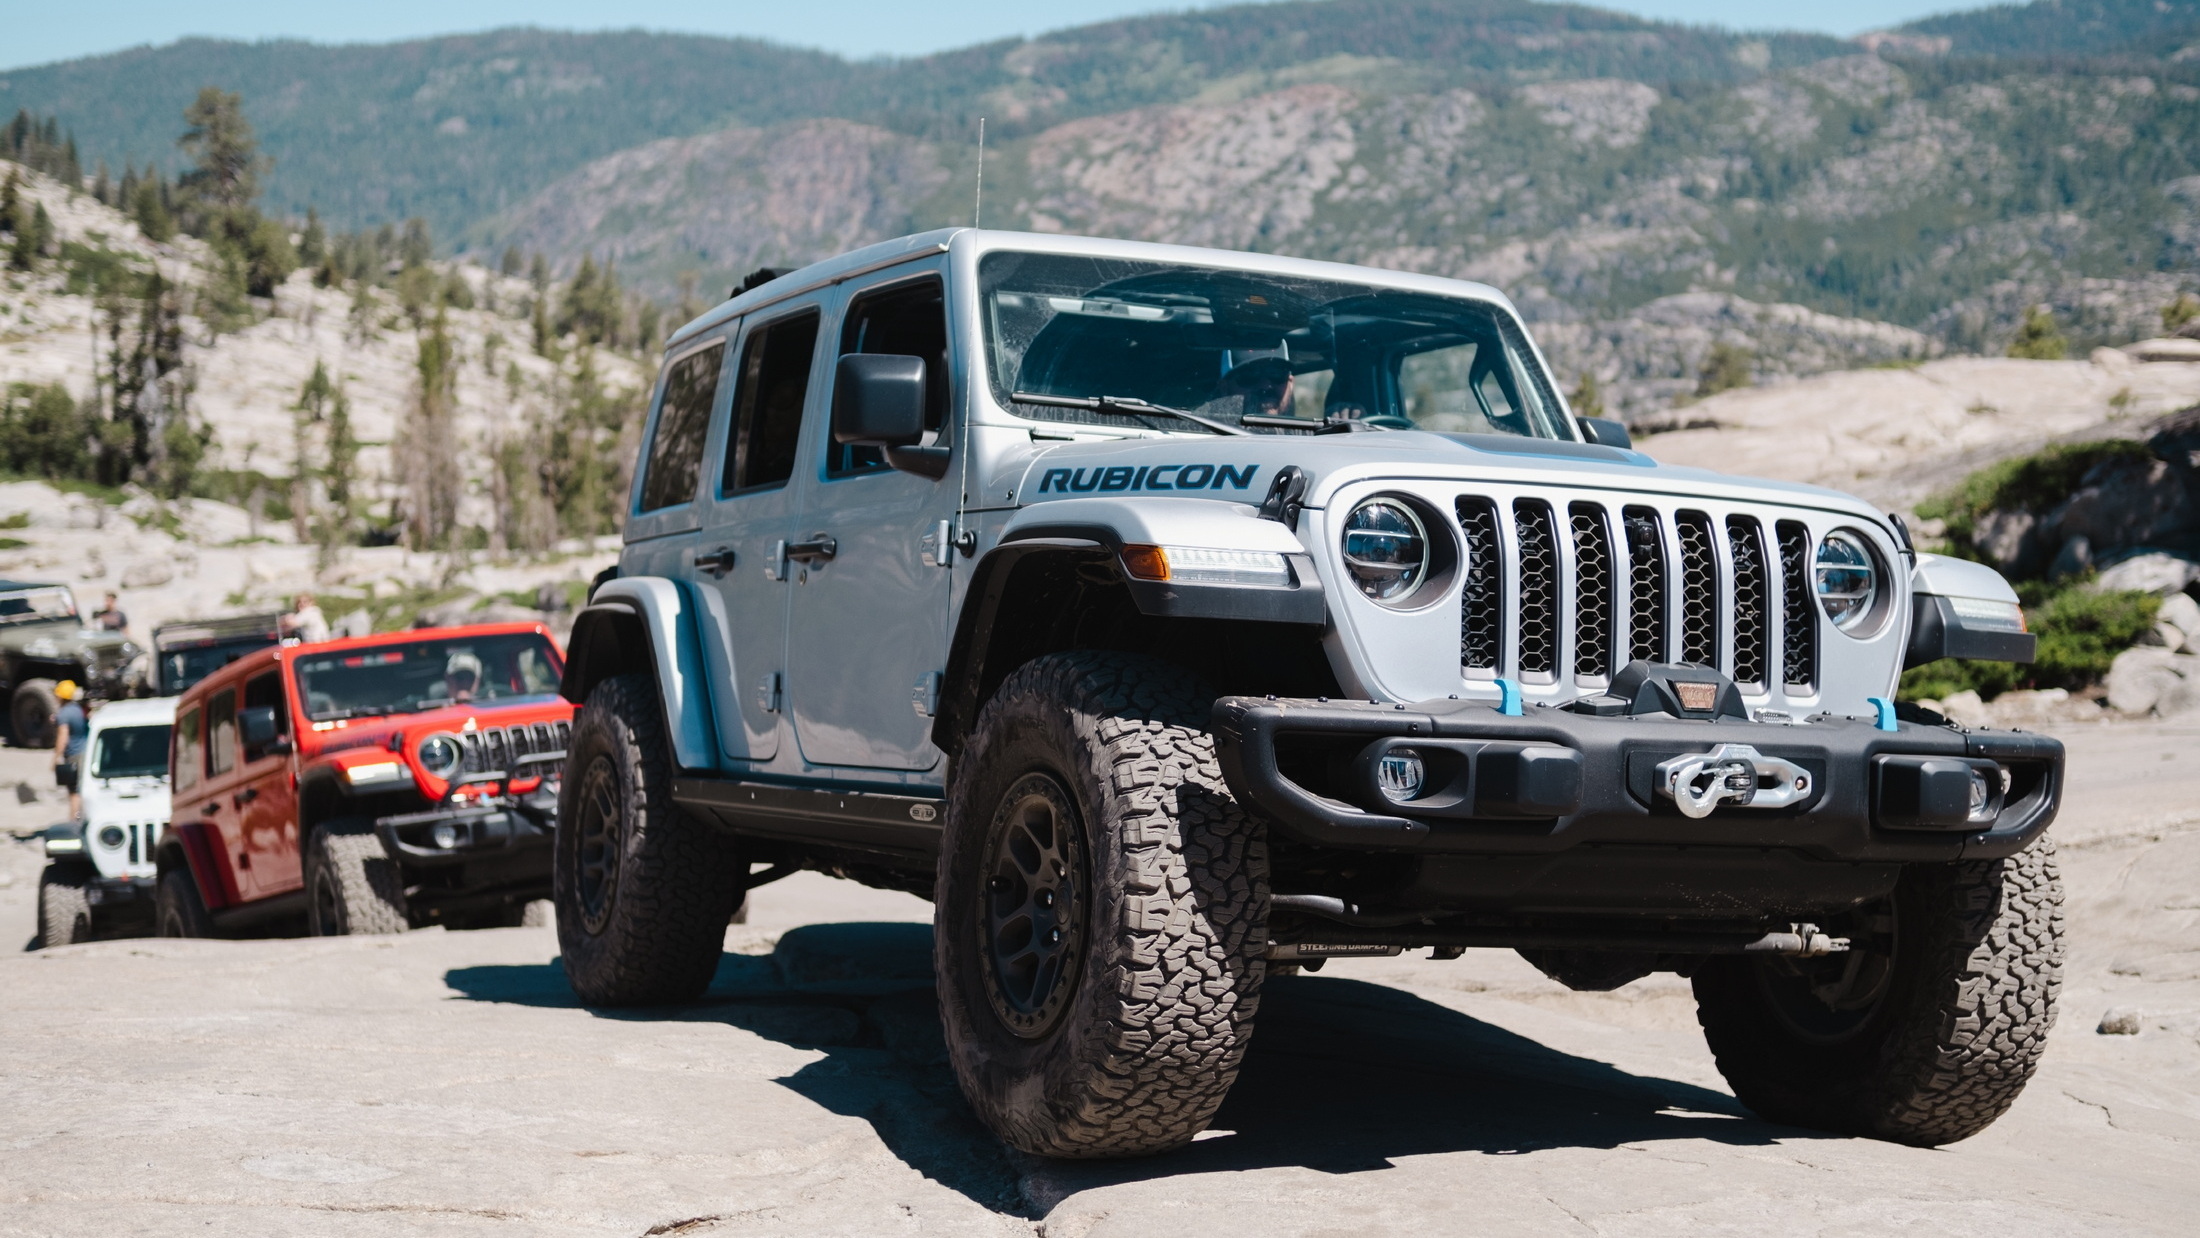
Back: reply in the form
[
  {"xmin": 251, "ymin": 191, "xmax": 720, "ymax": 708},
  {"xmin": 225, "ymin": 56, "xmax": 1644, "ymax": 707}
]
[
  {"xmin": 988, "ymin": 876, "xmax": 1011, "ymax": 893},
  {"xmin": 1037, "ymin": 889, "xmax": 1054, "ymax": 908},
  {"xmin": 1048, "ymin": 928, "xmax": 1063, "ymax": 945}
]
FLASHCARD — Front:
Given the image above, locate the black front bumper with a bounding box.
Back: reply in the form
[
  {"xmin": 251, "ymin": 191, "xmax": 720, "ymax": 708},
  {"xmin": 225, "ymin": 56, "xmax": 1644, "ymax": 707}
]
[{"xmin": 1213, "ymin": 696, "xmax": 2062, "ymax": 868}]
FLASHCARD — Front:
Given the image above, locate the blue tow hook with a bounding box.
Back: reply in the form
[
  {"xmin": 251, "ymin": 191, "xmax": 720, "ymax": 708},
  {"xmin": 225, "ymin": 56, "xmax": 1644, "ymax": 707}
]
[
  {"xmin": 1495, "ymin": 678, "xmax": 1523, "ymax": 717},
  {"xmin": 1867, "ymin": 696, "xmax": 1898, "ymax": 732}
]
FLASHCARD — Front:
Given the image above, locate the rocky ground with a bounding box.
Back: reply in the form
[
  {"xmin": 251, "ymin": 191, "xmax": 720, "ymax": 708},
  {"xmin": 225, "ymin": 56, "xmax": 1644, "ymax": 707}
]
[{"xmin": 1, "ymin": 712, "xmax": 2194, "ymax": 1237}]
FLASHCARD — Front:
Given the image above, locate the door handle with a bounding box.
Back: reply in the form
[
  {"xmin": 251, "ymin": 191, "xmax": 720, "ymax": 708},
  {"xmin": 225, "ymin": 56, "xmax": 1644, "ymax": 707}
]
[
  {"xmin": 786, "ymin": 535, "xmax": 838, "ymax": 563},
  {"xmin": 695, "ymin": 546, "xmax": 736, "ymax": 577},
  {"xmin": 203, "ymin": 801, "xmax": 223, "ymax": 814},
  {"xmin": 234, "ymin": 787, "xmax": 258, "ymax": 807}
]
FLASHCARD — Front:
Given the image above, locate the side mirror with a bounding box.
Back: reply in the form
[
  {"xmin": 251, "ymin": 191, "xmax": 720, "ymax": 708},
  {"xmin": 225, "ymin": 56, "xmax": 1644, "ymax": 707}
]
[
  {"xmin": 833, "ymin": 354, "xmax": 926, "ymax": 448},
  {"xmin": 1576, "ymin": 416, "xmax": 1633, "ymax": 450},
  {"xmin": 240, "ymin": 705, "xmax": 289, "ymax": 759}
]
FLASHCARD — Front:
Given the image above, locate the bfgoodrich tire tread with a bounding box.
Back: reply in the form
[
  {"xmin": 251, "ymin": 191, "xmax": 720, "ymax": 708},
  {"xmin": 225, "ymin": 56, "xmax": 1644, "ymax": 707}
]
[
  {"xmin": 1694, "ymin": 836, "xmax": 2064, "ymax": 1145},
  {"xmin": 554, "ymin": 673, "xmax": 742, "ymax": 1006},
  {"xmin": 937, "ymin": 651, "xmax": 1269, "ymax": 1158},
  {"xmin": 38, "ymin": 865, "xmax": 92, "ymax": 947},
  {"xmin": 307, "ymin": 819, "xmax": 411, "ymax": 935}
]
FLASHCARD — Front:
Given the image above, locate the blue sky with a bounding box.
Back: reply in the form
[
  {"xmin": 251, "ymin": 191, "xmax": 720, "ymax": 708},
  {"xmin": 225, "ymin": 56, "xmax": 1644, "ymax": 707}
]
[{"xmin": 0, "ymin": 1, "xmax": 1998, "ymax": 72}]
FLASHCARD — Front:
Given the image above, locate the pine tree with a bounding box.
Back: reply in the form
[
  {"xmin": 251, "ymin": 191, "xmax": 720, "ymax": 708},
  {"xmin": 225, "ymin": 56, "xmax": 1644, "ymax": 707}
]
[
  {"xmin": 292, "ymin": 360, "xmax": 335, "ymax": 543},
  {"xmin": 177, "ymin": 88, "xmax": 260, "ymax": 222},
  {"xmin": 500, "ymin": 246, "xmax": 522, "ymax": 277},
  {"xmin": 131, "ymin": 176, "xmax": 173, "ymax": 243},
  {"xmin": 398, "ymin": 307, "xmax": 463, "ymax": 548},
  {"xmin": 299, "ymin": 207, "xmax": 326, "ymax": 266},
  {"xmin": 2006, "ymin": 306, "xmax": 2067, "ymax": 361}
]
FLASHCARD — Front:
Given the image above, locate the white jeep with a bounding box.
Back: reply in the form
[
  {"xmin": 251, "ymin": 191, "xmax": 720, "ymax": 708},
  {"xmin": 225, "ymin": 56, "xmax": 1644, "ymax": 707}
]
[
  {"xmin": 554, "ymin": 230, "xmax": 2062, "ymax": 1156},
  {"xmin": 39, "ymin": 696, "xmax": 176, "ymax": 945}
]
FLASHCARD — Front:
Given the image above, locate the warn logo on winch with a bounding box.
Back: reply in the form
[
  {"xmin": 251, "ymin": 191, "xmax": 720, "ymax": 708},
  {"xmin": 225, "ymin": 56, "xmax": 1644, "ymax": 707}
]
[{"xmin": 1036, "ymin": 464, "xmax": 1260, "ymax": 494}]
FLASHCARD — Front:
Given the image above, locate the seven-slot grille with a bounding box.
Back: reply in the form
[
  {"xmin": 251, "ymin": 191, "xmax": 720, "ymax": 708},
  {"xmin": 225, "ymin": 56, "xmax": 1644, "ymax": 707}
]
[
  {"xmin": 453, "ymin": 721, "xmax": 572, "ymax": 777},
  {"xmin": 1456, "ymin": 495, "xmax": 1819, "ymax": 693}
]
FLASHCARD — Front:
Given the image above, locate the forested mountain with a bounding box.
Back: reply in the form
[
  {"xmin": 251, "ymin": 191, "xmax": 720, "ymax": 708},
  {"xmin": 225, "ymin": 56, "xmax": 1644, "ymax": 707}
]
[{"xmin": 2, "ymin": 0, "xmax": 2197, "ymax": 416}]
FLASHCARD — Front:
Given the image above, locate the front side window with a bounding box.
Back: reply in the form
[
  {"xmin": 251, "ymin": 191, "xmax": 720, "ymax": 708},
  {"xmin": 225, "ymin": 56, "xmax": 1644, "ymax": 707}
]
[
  {"xmin": 292, "ymin": 632, "xmax": 563, "ymax": 724},
  {"xmin": 638, "ymin": 341, "xmax": 725, "ymax": 511},
  {"xmin": 978, "ymin": 252, "xmax": 1567, "ymax": 439},
  {"xmin": 243, "ymin": 670, "xmax": 290, "ymax": 763},
  {"xmin": 722, "ymin": 311, "xmax": 820, "ymax": 493},
  {"xmin": 831, "ymin": 279, "xmax": 949, "ymax": 477},
  {"xmin": 92, "ymin": 724, "xmax": 173, "ymax": 780},
  {"xmin": 173, "ymin": 708, "xmax": 201, "ymax": 791},
  {"xmin": 206, "ymin": 689, "xmax": 238, "ymax": 778}
]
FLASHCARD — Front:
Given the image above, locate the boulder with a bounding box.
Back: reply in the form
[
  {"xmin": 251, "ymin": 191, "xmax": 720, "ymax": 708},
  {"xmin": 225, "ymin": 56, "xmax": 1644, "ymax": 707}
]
[
  {"xmin": 2126, "ymin": 337, "xmax": 2200, "ymax": 363},
  {"xmin": 2160, "ymin": 591, "xmax": 2200, "ymax": 652},
  {"xmin": 2105, "ymin": 647, "xmax": 2200, "ymax": 716},
  {"xmin": 2093, "ymin": 552, "xmax": 2200, "ymax": 596},
  {"xmin": 1937, "ymin": 689, "xmax": 1988, "ymax": 727}
]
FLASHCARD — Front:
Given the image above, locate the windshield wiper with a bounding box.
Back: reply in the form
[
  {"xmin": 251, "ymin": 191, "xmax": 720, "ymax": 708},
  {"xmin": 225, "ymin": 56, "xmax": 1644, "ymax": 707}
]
[{"xmin": 1012, "ymin": 391, "xmax": 1248, "ymax": 437}]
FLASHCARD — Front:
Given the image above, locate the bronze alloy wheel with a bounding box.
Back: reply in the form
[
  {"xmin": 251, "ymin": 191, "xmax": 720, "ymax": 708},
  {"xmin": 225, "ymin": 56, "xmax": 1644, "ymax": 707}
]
[
  {"xmin": 570, "ymin": 754, "xmax": 624, "ymax": 936},
  {"xmin": 978, "ymin": 772, "xmax": 1089, "ymax": 1039}
]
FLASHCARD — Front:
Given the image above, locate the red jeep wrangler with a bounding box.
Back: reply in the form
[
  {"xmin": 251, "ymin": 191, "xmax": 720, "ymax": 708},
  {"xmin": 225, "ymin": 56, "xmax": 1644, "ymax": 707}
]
[{"xmin": 153, "ymin": 623, "xmax": 574, "ymax": 936}]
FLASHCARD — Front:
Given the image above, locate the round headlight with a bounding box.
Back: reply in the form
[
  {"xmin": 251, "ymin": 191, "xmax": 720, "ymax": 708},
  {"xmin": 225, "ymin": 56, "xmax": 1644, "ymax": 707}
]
[
  {"xmin": 1815, "ymin": 530, "xmax": 1880, "ymax": 631},
  {"xmin": 97, "ymin": 825, "xmax": 127, "ymax": 849},
  {"xmin": 1342, "ymin": 499, "xmax": 1430, "ymax": 603},
  {"xmin": 418, "ymin": 734, "xmax": 464, "ymax": 779}
]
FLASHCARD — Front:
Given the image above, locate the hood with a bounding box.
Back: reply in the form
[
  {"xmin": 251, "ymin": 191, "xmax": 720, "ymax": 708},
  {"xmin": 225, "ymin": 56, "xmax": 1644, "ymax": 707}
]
[
  {"xmin": 0, "ymin": 621, "xmax": 132, "ymax": 656},
  {"xmin": 1007, "ymin": 430, "xmax": 1884, "ymax": 524}
]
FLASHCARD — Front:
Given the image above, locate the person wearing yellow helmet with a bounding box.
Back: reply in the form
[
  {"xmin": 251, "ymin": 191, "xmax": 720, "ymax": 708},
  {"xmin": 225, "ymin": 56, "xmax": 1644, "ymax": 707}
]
[{"xmin": 52, "ymin": 680, "xmax": 87, "ymax": 821}]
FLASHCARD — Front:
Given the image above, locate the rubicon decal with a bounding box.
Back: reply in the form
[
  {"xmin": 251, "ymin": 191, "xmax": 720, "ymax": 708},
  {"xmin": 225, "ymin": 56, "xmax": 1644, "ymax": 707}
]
[{"xmin": 1035, "ymin": 464, "xmax": 1260, "ymax": 494}]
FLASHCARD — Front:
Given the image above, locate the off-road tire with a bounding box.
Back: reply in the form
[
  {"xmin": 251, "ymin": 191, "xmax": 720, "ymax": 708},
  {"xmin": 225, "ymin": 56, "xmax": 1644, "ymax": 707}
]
[
  {"xmin": 38, "ymin": 864, "xmax": 92, "ymax": 947},
  {"xmin": 555, "ymin": 673, "xmax": 743, "ymax": 1006},
  {"xmin": 936, "ymin": 651, "xmax": 1269, "ymax": 1159},
  {"xmin": 305, "ymin": 818, "xmax": 411, "ymax": 935},
  {"xmin": 11, "ymin": 679, "xmax": 59, "ymax": 748},
  {"xmin": 1694, "ymin": 836, "xmax": 2064, "ymax": 1146},
  {"xmin": 155, "ymin": 867, "xmax": 216, "ymax": 938}
]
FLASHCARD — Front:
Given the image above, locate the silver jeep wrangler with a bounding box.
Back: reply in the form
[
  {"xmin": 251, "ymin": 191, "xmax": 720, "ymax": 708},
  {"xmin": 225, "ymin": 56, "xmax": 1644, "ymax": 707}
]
[{"xmin": 557, "ymin": 230, "xmax": 2062, "ymax": 1156}]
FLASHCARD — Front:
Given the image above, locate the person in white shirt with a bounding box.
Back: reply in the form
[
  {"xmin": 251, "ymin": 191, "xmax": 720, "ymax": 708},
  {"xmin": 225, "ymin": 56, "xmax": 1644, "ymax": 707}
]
[{"xmin": 281, "ymin": 592, "xmax": 330, "ymax": 644}]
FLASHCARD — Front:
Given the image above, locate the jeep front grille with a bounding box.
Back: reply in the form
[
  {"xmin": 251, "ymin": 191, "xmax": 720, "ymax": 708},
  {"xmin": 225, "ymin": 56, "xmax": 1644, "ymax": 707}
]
[
  {"xmin": 1454, "ymin": 494, "xmax": 1819, "ymax": 695},
  {"xmin": 1459, "ymin": 498, "xmax": 1504, "ymax": 671},
  {"xmin": 454, "ymin": 721, "xmax": 572, "ymax": 778}
]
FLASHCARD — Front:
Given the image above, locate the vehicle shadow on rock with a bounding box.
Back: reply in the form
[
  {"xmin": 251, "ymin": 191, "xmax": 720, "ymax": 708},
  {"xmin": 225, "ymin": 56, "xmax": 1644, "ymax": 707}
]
[{"xmin": 445, "ymin": 921, "xmax": 1786, "ymax": 1218}]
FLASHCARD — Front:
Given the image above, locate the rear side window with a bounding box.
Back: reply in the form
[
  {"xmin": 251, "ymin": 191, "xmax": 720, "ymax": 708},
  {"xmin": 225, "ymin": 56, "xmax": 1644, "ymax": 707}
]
[
  {"xmin": 638, "ymin": 342, "xmax": 724, "ymax": 512},
  {"xmin": 723, "ymin": 311, "xmax": 819, "ymax": 493},
  {"xmin": 831, "ymin": 279, "xmax": 948, "ymax": 477},
  {"xmin": 205, "ymin": 689, "xmax": 238, "ymax": 778},
  {"xmin": 173, "ymin": 708, "xmax": 202, "ymax": 792}
]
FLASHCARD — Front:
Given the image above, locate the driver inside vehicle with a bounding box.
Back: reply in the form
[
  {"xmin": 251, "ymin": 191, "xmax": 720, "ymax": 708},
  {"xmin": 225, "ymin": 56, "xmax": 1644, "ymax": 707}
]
[
  {"xmin": 443, "ymin": 652, "xmax": 483, "ymax": 704},
  {"xmin": 1199, "ymin": 351, "xmax": 1294, "ymax": 423}
]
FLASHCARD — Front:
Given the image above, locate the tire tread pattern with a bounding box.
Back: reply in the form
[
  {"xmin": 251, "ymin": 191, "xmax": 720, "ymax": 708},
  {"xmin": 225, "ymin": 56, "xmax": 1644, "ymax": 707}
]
[
  {"xmin": 940, "ymin": 651, "xmax": 1268, "ymax": 1158},
  {"xmin": 38, "ymin": 865, "xmax": 91, "ymax": 947},
  {"xmin": 555, "ymin": 673, "xmax": 741, "ymax": 1006},
  {"xmin": 310, "ymin": 820, "xmax": 410, "ymax": 935},
  {"xmin": 1695, "ymin": 837, "xmax": 2064, "ymax": 1145}
]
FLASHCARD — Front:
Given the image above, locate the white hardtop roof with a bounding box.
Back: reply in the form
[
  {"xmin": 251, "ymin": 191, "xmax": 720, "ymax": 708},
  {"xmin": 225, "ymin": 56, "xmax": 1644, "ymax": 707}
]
[
  {"xmin": 89, "ymin": 696, "xmax": 179, "ymax": 727},
  {"xmin": 666, "ymin": 229, "xmax": 1523, "ymax": 350}
]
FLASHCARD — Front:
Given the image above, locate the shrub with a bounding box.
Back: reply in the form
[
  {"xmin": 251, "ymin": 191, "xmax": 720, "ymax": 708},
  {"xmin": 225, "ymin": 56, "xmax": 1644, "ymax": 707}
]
[{"xmin": 1915, "ymin": 439, "xmax": 2154, "ymax": 545}]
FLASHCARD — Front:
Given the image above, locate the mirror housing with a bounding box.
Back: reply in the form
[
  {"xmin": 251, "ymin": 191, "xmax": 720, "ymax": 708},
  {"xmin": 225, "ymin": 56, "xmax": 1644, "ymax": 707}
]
[
  {"xmin": 833, "ymin": 354, "xmax": 926, "ymax": 447},
  {"xmin": 239, "ymin": 704, "xmax": 290, "ymax": 760},
  {"xmin": 1576, "ymin": 416, "xmax": 1633, "ymax": 450}
]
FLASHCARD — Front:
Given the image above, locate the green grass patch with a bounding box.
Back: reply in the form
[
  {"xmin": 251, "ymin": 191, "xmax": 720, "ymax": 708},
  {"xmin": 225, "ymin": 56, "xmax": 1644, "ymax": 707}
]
[
  {"xmin": 1900, "ymin": 579, "xmax": 2160, "ymax": 701},
  {"xmin": 0, "ymin": 537, "xmax": 27, "ymax": 550},
  {"xmin": 1915, "ymin": 440, "xmax": 2153, "ymax": 544}
]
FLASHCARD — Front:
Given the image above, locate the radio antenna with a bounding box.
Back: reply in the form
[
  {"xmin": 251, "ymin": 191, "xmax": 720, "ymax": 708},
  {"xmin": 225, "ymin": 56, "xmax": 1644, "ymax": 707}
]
[{"xmin": 973, "ymin": 117, "xmax": 986, "ymax": 229}]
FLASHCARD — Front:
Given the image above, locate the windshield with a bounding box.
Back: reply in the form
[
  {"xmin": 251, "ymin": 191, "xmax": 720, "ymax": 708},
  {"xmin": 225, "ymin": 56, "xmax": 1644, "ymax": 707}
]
[
  {"xmin": 160, "ymin": 637, "xmax": 279, "ymax": 695},
  {"xmin": 0, "ymin": 587, "xmax": 77, "ymax": 625},
  {"xmin": 293, "ymin": 633, "xmax": 563, "ymax": 723},
  {"xmin": 91, "ymin": 723, "xmax": 171, "ymax": 779},
  {"xmin": 979, "ymin": 252, "xmax": 1569, "ymax": 438}
]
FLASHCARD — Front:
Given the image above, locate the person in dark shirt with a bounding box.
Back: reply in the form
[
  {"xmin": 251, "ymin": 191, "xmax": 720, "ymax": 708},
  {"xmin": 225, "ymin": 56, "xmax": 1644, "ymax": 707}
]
[
  {"xmin": 52, "ymin": 680, "xmax": 88, "ymax": 822},
  {"xmin": 93, "ymin": 592, "xmax": 128, "ymax": 634}
]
